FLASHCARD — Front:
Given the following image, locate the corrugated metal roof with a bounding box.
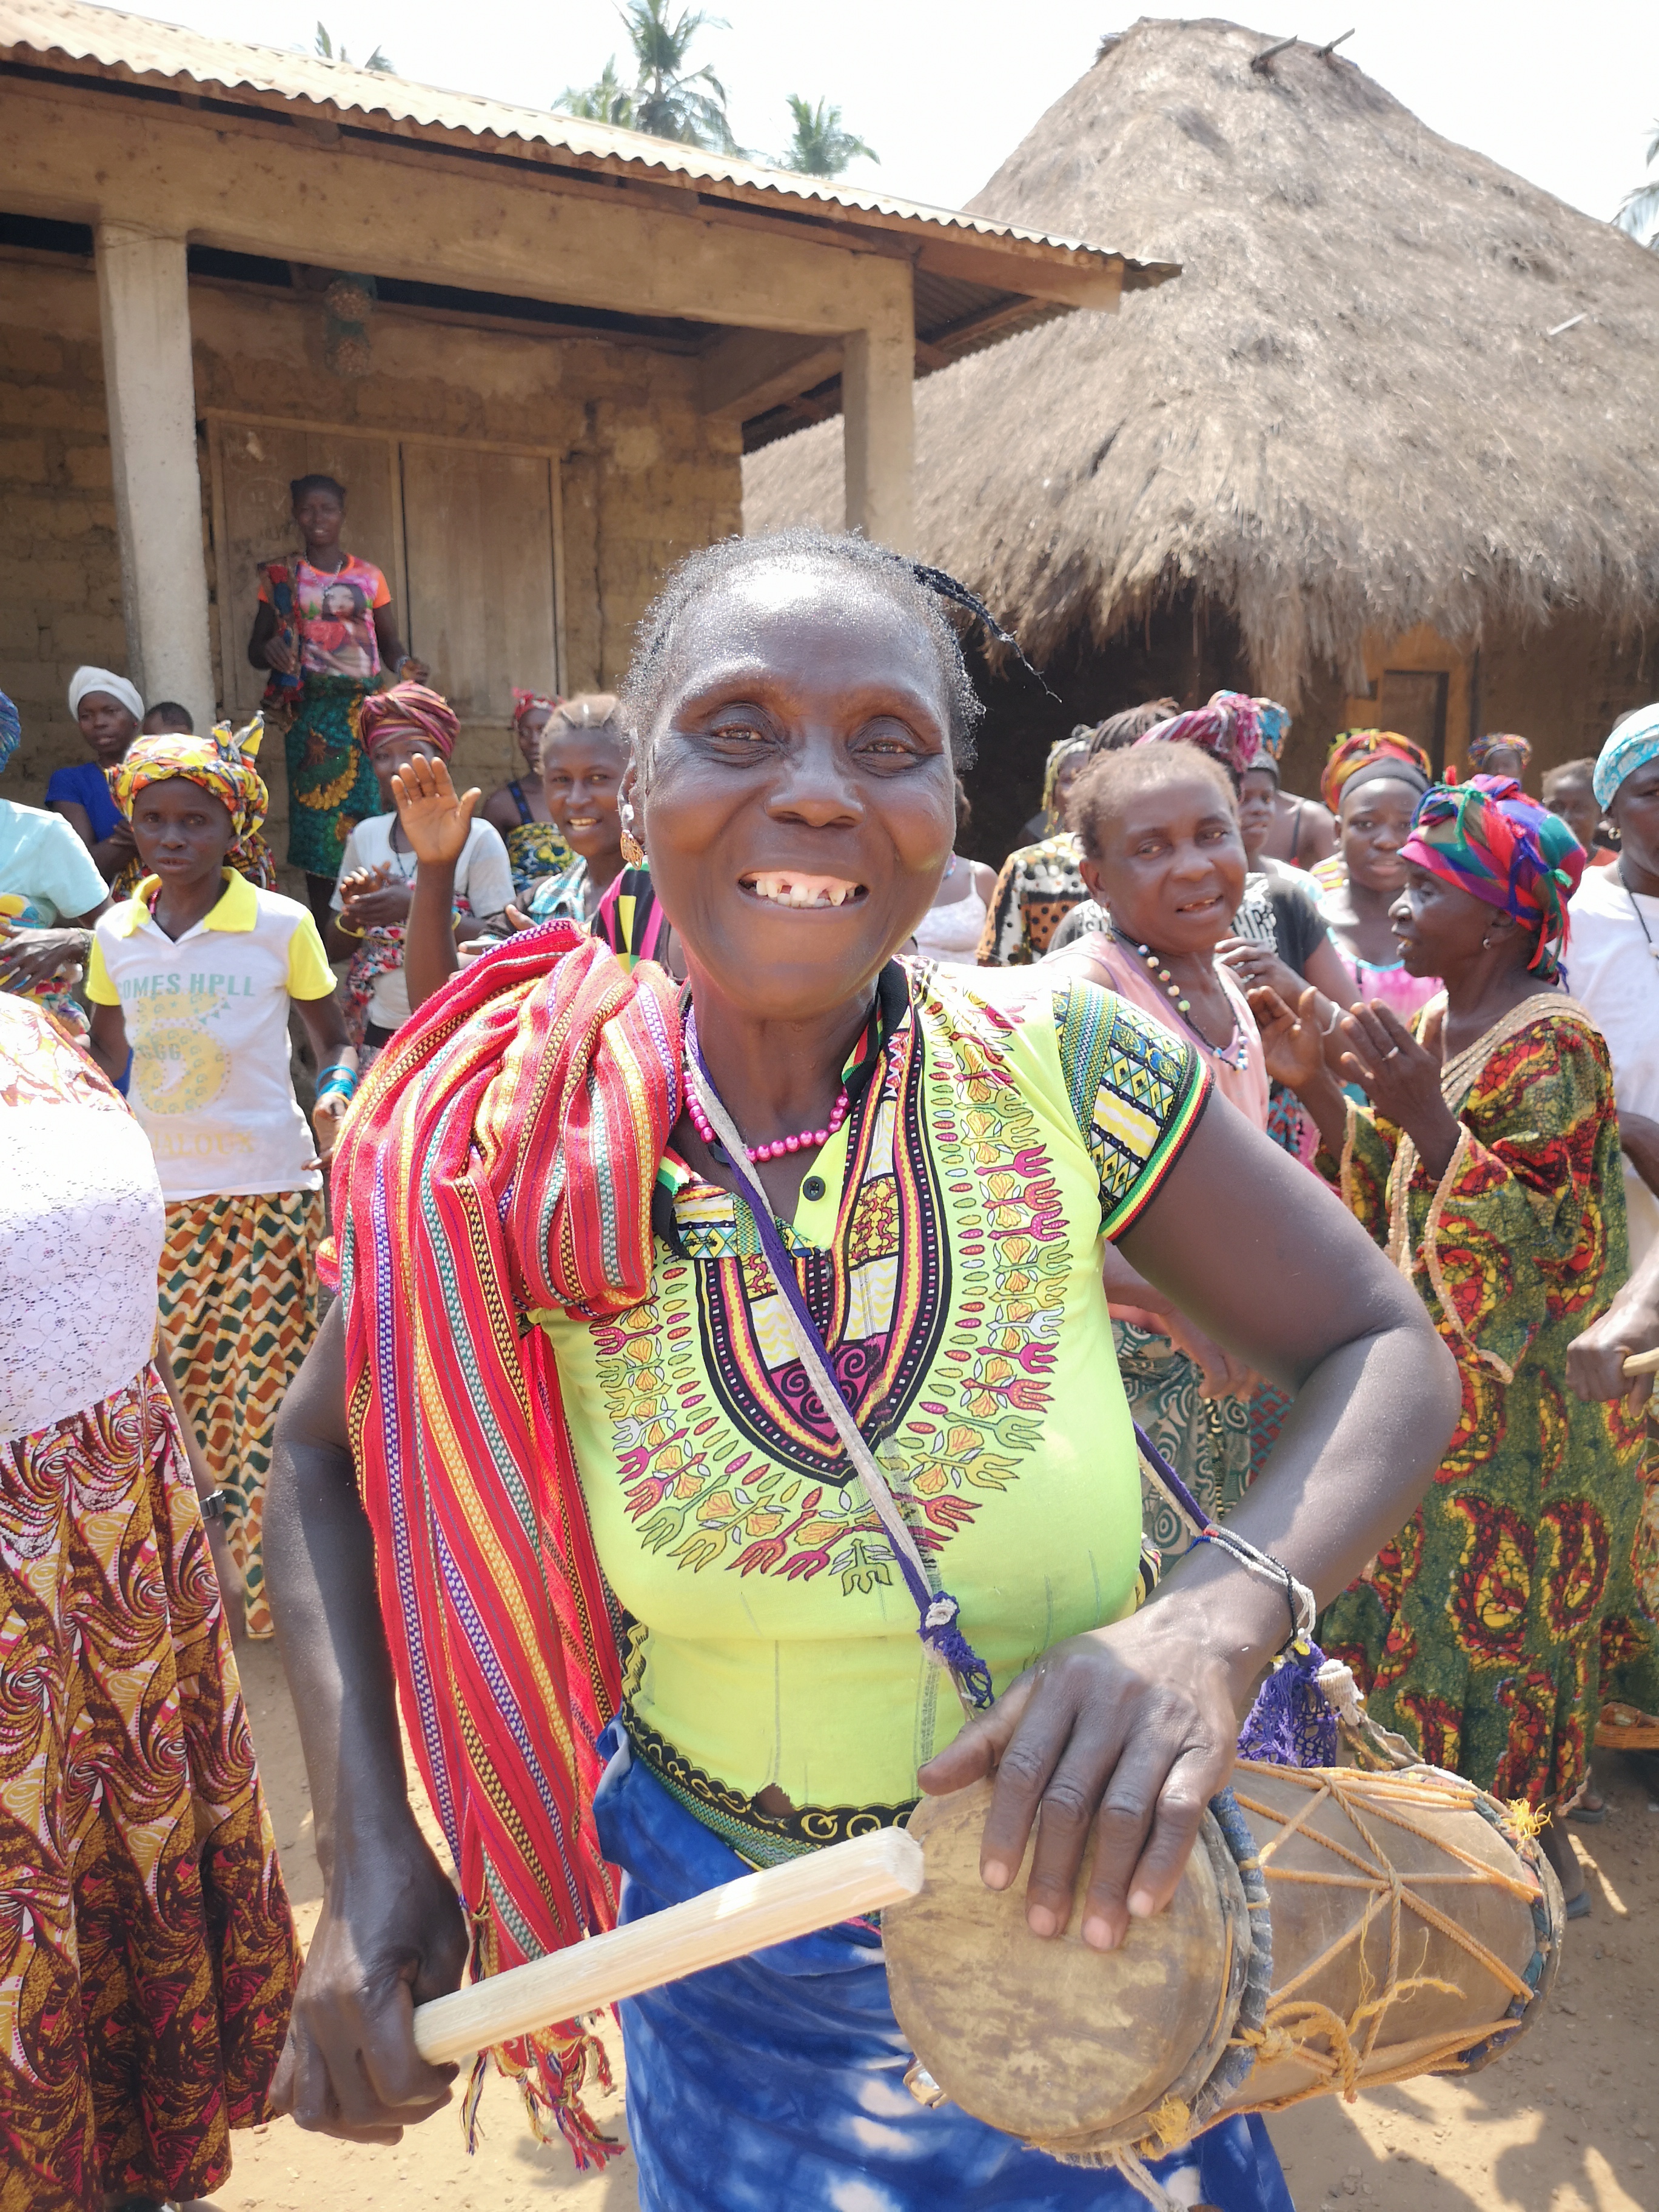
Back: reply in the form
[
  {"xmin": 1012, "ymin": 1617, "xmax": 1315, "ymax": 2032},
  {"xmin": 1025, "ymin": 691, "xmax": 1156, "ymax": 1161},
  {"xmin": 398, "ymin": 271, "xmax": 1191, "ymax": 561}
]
[{"xmin": 0, "ymin": 0, "xmax": 1171, "ymax": 283}]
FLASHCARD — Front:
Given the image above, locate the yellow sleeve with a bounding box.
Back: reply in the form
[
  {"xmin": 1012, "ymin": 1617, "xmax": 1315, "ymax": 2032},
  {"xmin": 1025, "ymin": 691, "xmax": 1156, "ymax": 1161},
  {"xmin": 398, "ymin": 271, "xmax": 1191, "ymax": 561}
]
[
  {"xmin": 85, "ymin": 932, "xmax": 119, "ymax": 1005},
  {"xmin": 286, "ymin": 911, "xmax": 339, "ymax": 1000}
]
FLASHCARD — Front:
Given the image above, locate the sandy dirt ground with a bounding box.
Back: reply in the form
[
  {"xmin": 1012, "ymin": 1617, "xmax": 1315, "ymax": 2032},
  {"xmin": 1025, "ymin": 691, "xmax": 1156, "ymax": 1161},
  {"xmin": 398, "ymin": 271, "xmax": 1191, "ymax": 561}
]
[{"xmin": 209, "ymin": 1641, "xmax": 1658, "ymax": 2212}]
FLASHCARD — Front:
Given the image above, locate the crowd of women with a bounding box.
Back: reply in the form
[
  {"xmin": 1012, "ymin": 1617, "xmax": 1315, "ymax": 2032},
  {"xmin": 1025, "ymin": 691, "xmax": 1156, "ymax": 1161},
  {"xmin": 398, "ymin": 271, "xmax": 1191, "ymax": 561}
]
[{"xmin": 3, "ymin": 504, "xmax": 1659, "ymax": 2212}]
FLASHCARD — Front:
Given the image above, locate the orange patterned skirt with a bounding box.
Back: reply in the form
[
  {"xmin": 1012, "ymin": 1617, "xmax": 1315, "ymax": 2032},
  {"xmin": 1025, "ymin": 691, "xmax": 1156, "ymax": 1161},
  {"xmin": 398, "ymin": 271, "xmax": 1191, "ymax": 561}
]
[
  {"xmin": 0, "ymin": 1364, "xmax": 300, "ymax": 2211},
  {"xmin": 159, "ymin": 1185, "xmax": 324, "ymax": 1639}
]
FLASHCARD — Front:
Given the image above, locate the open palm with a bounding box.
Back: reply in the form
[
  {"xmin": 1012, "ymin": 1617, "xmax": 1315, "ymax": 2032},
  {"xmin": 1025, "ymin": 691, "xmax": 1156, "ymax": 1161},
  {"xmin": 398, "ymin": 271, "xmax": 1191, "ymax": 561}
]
[{"xmin": 389, "ymin": 752, "xmax": 480, "ymax": 867}]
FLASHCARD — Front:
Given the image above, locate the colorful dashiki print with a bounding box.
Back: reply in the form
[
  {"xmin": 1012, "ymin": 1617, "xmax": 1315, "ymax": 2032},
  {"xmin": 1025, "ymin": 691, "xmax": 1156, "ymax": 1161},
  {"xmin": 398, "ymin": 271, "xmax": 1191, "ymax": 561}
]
[
  {"xmin": 591, "ymin": 1723, "xmax": 1295, "ymax": 2212},
  {"xmin": 1318, "ymin": 993, "xmax": 1659, "ymax": 1807},
  {"xmin": 976, "ymin": 830, "xmax": 1086, "ymax": 964},
  {"xmin": 536, "ymin": 964, "xmax": 1209, "ymax": 1850},
  {"xmin": 158, "ymin": 1185, "xmax": 324, "ymax": 1638},
  {"xmin": 0, "ymin": 1370, "xmax": 300, "ymax": 2211}
]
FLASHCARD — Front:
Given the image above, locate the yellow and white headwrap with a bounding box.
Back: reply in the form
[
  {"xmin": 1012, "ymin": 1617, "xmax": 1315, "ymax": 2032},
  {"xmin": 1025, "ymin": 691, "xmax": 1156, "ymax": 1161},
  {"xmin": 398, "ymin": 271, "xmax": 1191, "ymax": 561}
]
[{"xmin": 112, "ymin": 714, "xmax": 277, "ymax": 888}]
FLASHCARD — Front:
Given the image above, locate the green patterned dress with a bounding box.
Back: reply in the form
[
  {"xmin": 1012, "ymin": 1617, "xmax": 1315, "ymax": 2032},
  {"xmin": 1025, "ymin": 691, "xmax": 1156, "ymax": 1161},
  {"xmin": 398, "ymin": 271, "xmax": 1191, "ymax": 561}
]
[{"xmin": 1318, "ymin": 992, "xmax": 1659, "ymax": 1808}]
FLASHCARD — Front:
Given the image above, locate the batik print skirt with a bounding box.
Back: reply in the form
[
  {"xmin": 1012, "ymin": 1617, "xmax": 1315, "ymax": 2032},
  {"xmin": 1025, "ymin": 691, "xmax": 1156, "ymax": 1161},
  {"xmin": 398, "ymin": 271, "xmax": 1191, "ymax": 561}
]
[
  {"xmin": 1113, "ymin": 1320, "xmax": 1254, "ymax": 1557},
  {"xmin": 159, "ymin": 1185, "xmax": 324, "ymax": 1638},
  {"xmin": 592, "ymin": 1726, "xmax": 1292, "ymax": 2212},
  {"xmin": 0, "ymin": 1366, "xmax": 300, "ymax": 2212},
  {"xmin": 283, "ymin": 672, "xmax": 380, "ymax": 878}
]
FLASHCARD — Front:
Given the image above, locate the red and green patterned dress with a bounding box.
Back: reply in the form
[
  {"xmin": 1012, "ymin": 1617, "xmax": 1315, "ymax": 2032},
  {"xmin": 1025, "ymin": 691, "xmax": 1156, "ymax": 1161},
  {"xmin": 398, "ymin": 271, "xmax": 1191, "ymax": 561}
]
[{"xmin": 1318, "ymin": 991, "xmax": 1659, "ymax": 1808}]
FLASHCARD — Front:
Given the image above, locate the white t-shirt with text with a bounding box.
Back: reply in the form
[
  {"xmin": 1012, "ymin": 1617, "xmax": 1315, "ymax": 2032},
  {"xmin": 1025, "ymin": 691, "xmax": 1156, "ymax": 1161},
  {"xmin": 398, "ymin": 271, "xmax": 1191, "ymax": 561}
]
[{"xmin": 89, "ymin": 871, "xmax": 338, "ymax": 1203}]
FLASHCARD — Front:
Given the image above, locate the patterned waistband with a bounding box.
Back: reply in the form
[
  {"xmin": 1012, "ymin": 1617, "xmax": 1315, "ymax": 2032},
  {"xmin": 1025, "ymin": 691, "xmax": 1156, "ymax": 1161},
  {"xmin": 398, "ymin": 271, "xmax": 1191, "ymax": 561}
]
[{"xmin": 622, "ymin": 1705, "xmax": 916, "ymax": 1869}]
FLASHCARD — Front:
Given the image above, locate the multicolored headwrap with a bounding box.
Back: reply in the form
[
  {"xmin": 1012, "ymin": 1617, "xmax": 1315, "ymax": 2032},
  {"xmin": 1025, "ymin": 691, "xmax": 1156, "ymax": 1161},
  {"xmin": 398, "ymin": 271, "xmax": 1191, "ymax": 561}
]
[
  {"xmin": 1469, "ymin": 732, "xmax": 1532, "ymax": 773},
  {"xmin": 358, "ymin": 682, "xmax": 460, "ymax": 759},
  {"xmin": 1401, "ymin": 774, "xmax": 1583, "ymax": 971},
  {"xmin": 1592, "ymin": 702, "xmax": 1659, "ymax": 810},
  {"xmin": 1320, "ymin": 729, "xmax": 1433, "ymax": 814},
  {"xmin": 112, "ymin": 715, "xmax": 276, "ymax": 887},
  {"xmin": 512, "ymin": 688, "xmax": 562, "ymax": 729},
  {"xmin": 0, "ymin": 690, "xmax": 21, "ymax": 775},
  {"xmin": 1136, "ymin": 690, "xmax": 1288, "ymax": 780}
]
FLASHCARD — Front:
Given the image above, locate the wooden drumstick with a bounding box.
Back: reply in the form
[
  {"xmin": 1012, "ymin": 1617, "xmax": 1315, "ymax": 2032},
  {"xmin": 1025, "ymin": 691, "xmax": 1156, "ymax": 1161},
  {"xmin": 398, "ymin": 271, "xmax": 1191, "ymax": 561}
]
[
  {"xmin": 1623, "ymin": 1348, "xmax": 1659, "ymax": 1377},
  {"xmin": 412, "ymin": 1825, "xmax": 925, "ymax": 2066}
]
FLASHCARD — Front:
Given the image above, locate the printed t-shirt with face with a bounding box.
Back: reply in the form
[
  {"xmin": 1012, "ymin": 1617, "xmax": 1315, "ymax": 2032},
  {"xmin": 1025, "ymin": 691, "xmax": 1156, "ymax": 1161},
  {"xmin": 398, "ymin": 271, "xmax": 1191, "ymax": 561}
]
[
  {"xmin": 332, "ymin": 812, "xmax": 515, "ymax": 1030},
  {"xmin": 256, "ymin": 554, "xmax": 390, "ymax": 683},
  {"xmin": 87, "ymin": 870, "xmax": 338, "ymax": 1201},
  {"xmin": 534, "ymin": 968, "xmax": 1209, "ymax": 1832}
]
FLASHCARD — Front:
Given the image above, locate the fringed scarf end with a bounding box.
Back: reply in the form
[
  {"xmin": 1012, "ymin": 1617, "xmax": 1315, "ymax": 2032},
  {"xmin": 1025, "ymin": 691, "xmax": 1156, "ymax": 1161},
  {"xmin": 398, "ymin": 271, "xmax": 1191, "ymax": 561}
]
[{"xmin": 465, "ymin": 2026, "xmax": 623, "ymax": 2170}]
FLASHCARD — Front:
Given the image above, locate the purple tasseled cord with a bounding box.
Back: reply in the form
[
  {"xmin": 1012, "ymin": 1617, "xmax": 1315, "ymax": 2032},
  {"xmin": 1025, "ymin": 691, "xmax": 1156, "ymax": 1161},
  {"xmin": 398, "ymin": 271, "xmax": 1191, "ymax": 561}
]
[{"xmin": 1133, "ymin": 1421, "xmax": 1336, "ymax": 1769}]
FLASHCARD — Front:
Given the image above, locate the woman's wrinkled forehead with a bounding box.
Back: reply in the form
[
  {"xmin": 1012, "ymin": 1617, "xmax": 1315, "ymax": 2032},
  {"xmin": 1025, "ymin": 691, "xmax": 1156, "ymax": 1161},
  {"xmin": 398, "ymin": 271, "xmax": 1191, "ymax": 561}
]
[{"xmin": 655, "ymin": 563, "xmax": 949, "ymax": 723}]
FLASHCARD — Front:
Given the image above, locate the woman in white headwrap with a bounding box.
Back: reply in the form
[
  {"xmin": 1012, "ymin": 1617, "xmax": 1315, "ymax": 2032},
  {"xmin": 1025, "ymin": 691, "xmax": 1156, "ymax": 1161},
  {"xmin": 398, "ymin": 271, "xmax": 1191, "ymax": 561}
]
[{"xmin": 46, "ymin": 666, "xmax": 145, "ymax": 886}]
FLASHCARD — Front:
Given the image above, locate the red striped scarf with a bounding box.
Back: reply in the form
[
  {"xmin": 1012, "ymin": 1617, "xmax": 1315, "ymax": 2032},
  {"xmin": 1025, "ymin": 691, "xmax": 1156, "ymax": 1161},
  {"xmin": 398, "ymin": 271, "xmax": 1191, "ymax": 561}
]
[{"xmin": 327, "ymin": 925, "xmax": 682, "ymax": 2158}]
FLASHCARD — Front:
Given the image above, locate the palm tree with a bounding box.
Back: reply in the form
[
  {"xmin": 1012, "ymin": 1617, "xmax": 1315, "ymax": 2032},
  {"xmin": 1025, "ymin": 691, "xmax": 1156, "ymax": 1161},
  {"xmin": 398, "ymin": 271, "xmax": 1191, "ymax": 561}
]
[
  {"xmin": 1615, "ymin": 119, "xmax": 1659, "ymax": 250},
  {"xmin": 778, "ymin": 95, "xmax": 877, "ymax": 178},
  {"xmin": 314, "ymin": 21, "xmax": 394, "ymax": 73},
  {"xmin": 560, "ymin": 56, "xmax": 635, "ymax": 129},
  {"xmin": 560, "ymin": 2, "xmax": 737, "ymax": 153}
]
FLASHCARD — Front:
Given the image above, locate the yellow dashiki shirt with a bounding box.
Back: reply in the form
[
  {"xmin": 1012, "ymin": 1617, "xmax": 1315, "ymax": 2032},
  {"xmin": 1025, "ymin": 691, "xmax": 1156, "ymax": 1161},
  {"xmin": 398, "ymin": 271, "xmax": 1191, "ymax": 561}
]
[{"xmin": 537, "ymin": 963, "xmax": 1208, "ymax": 1859}]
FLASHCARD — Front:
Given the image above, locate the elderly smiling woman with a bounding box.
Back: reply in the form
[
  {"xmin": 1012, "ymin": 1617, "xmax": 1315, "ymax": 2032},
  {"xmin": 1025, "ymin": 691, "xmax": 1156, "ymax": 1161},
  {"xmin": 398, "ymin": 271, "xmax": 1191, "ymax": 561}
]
[{"xmin": 265, "ymin": 532, "xmax": 1457, "ymax": 2212}]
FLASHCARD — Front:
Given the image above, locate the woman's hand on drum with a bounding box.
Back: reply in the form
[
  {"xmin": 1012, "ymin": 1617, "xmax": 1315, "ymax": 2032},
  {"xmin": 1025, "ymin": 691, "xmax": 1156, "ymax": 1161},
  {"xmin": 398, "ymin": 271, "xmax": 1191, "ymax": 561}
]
[{"xmin": 917, "ymin": 1584, "xmax": 1281, "ymax": 1956}]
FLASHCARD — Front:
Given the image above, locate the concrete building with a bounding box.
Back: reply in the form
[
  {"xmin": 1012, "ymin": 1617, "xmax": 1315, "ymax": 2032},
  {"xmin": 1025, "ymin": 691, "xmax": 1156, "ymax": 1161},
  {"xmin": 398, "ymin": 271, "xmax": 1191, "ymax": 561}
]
[{"xmin": 0, "ymin": 0, "xmax": 1167, "ymax": 865}]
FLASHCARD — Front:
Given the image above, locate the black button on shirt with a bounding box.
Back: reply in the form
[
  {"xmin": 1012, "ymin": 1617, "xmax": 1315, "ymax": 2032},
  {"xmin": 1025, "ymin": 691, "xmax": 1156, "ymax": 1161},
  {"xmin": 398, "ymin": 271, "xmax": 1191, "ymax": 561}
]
[{"xmin": 800, "ymin": 1173, "xmax": 827, "ymax": 1202}]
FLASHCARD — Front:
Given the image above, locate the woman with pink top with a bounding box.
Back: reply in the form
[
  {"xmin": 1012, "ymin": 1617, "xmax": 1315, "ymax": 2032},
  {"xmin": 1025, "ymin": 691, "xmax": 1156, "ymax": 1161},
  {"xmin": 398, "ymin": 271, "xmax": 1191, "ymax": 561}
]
[
  {"xmin": 1312, "ymin": 731, "xmax": 1443, "ymax": 1025},
  {"xmin": 1044, "ymin": 723, "xmax": 1275, "ymax": 1548}
]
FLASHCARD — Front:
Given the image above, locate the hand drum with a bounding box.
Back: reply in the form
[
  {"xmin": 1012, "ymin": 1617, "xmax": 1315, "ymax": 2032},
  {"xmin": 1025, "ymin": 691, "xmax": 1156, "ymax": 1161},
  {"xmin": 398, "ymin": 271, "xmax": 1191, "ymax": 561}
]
[{"xmin": 882, "ymin": 1762, "xmax": 1562, "ymax": 2166}]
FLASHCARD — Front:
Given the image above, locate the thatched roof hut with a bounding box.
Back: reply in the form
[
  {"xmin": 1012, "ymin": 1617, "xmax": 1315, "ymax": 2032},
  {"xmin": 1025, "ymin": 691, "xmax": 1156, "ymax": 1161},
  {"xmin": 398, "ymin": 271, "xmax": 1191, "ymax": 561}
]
[{"xmin": 745, "ymin": 16, "xmax": 1659, "ymax": 798}]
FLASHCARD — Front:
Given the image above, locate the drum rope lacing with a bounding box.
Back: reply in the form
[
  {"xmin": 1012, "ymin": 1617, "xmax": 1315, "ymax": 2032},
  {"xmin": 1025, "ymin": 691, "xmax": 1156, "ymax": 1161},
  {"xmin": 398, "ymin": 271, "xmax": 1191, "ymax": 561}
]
[{"xmin": 1074, "ymin": 1764, "xmax": 1559, "ymax": 2210}]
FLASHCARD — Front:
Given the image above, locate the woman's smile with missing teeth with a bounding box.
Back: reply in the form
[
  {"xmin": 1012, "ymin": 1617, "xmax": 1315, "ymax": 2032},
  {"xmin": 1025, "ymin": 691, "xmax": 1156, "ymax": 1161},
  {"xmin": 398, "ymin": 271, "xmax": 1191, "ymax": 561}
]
[{"xmin": 740, "ymin": 870, "xmax": 868, "ymax": 909}]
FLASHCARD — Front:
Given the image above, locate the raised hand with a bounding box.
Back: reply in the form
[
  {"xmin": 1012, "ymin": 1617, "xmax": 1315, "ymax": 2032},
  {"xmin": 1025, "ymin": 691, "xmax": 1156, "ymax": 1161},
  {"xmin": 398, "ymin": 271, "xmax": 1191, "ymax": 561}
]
[
  {"xmin": 389, "ymin": 751, "xmax": 480, "ymax": 870},
  {"xmin": 1246, "ymin": 982, "xmax": 1325, "ymax": 1094},
  {"xmin": 1216, "ymin": 934, "xmax": 1300, "ymax": 1004},
  {"xmin": 1336, "ymin": 1000, "xmax": 1462, "ymax": 1178}
]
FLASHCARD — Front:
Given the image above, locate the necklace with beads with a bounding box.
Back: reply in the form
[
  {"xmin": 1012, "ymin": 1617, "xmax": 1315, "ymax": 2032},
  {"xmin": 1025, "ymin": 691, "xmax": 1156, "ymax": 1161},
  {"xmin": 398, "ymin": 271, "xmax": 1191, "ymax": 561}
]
[
  {"xmin": 683, "ymin": 1008, "xmax": 855, "ymax": 1164},
  {"xmin": 1130, "ymin": 939, "xmax": 1250, "ymax": 1072},
  {"xmin": 686, "ymin": 1079, "xmax": 850, "ymax": 1164}
]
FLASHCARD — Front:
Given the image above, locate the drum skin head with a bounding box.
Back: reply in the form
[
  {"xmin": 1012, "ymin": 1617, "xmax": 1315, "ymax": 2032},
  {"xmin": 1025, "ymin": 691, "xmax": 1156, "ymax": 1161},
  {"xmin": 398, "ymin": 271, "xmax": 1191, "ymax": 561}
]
[{"xmin": 884, "ymin": 1780, "xmax": 1245, "ymax": 2146}]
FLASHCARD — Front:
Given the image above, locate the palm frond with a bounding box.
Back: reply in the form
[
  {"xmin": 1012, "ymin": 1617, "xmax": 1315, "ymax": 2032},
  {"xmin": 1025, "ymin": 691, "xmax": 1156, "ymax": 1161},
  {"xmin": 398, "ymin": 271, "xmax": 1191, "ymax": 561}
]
[{"xmin": 1616, "ymin": 179, "xmax": 1659, "ymax": 246}]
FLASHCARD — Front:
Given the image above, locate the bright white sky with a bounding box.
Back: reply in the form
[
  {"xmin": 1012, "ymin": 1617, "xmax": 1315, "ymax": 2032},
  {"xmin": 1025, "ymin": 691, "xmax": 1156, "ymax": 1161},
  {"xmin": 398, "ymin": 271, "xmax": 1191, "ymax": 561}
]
[{"xmin": 133, "ymin": 0, "xmax": 1658, "ymax": 226}]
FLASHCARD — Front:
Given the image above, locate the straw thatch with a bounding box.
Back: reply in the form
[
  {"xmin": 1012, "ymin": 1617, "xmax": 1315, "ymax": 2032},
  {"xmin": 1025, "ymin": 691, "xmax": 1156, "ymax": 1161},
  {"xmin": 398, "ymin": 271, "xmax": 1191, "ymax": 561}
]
[{"xmin": 743, "ymin": 16, "xmax": 1659, "ymax": 707}]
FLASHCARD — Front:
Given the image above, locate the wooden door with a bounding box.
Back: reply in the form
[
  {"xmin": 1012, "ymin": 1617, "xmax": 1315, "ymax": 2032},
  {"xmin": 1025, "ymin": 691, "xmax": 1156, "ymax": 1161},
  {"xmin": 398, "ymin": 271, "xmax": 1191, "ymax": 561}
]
[
  {"xmin": 1375, "ymin": 669, "xmax": 1450, "ymax": 777},
  {"xmin": 207, "ymin": 420, "xmax": 405, "ymax": 719},
  {"xmin": 398, "ymin": 443, "xmax": 559, "ymax": 723}
]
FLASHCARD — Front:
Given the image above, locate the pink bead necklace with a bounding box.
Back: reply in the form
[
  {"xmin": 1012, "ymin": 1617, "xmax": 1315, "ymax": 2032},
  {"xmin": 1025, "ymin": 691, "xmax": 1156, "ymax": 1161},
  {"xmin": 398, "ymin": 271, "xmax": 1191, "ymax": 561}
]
[{"xmin": 685, "ymin": 1074, "xmax": 850, "ymax": 1163}]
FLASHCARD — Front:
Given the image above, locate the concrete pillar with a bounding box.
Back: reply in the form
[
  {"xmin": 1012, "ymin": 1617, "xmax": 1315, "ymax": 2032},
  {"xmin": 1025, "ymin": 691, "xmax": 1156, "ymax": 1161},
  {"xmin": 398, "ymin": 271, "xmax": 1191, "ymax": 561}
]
[
  {"xmin": 95, "ymin": 222, "xmax": 216, "ymax": 725},
  {"xmin": 842, "ymin": 282, "xmax": 916, "ymax": 552}
]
